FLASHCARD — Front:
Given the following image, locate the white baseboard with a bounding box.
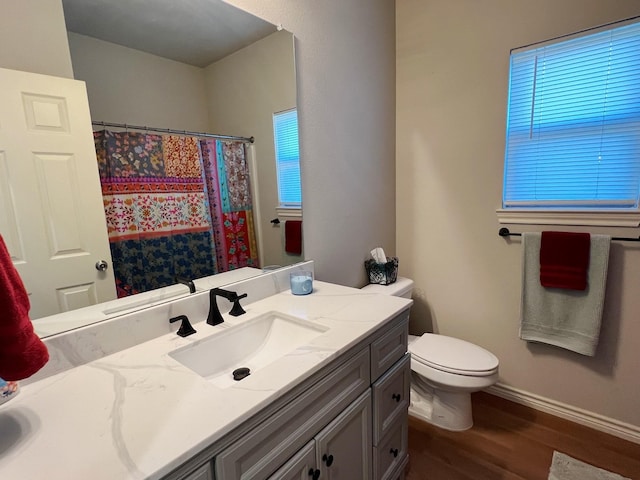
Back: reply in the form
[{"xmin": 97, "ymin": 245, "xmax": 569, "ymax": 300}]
[{"xmin": 486, "ymin": 383, "xmax": 640, "ymax": 445}]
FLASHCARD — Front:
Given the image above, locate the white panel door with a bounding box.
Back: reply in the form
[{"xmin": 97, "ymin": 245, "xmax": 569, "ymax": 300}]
[{"xmin": 0, "ymin": 66, "xmax": 116, "ymax": 319}]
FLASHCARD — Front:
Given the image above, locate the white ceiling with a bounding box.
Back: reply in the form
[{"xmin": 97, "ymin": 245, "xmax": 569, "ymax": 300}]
[{"xmin": 61, "ymin": 0, "xmax": 277, "ymax": 68}]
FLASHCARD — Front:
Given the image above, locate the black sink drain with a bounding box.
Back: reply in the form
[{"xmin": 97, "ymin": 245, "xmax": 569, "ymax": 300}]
[{"xmin": 232, "ymin": 367, "xmax": 251, "ymax": 381}]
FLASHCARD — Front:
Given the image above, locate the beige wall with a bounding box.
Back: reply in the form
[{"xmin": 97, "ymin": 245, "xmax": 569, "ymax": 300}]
[
  {"xmin": 0, "ymin": 0, "xmax": 73, "ymax": 78},
  {"xmin": 397, "ymin": 0, "xmax": 640, "ymax": 428},
  {"xmin": 68, "ymin": 33, "xmax": 210, "ymax": 132},
  {"xmin": 227, "ymin": 0, "xmax": 397, "ymax": 286},
  {"xmin": 204, "ymin": 30, "xmax": 297, "ymax": 267}
]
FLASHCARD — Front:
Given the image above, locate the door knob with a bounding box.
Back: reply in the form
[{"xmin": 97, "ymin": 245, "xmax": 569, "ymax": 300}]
[{"xmin": 95, "ymin": 260, "xmax": 109, "ymax": 272}]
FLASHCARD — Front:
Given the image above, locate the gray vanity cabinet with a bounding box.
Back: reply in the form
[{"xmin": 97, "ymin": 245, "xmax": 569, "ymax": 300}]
[
  {"xmin": 370, "ymin": 322, "xmax": 411, "ymax": 480},
  {"xmin": 182, "ymin": 463, "xmax": 214, "ymax": 480},
  {"xmin": 171, "ymin": 310, "xmax": 410, "ymax": 480},
  {"xmin": 268, "ymin": 391, "xmax": 372, "ymax": 480},
  {"xmin": 314, "ymin": 390, "xmax": 372, "ymax": 479},
  {"xmin": 372, "ymin": 354, "xmax": 410, "ymax": 480},
  {"xmin": 214, "ymin": 348, "xmax": 371, "ymax": 480},
  {"xmin": 266, "ymin": 441, "xmax": 316, "ymax": 480}
]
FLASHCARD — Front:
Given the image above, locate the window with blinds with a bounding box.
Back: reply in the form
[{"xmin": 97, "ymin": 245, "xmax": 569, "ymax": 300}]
[
  {"xmin": 502, "ymin": 19, "xmax": 640, "ymax": 211},
  {"xmin": 273, "ymin": 108, "xmax": 301, "ymax": 208}
]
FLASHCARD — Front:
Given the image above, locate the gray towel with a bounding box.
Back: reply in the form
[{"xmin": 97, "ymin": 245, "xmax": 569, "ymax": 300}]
[{"xmin": 520, "ymin": 233, "xmax": 610, "ymax": 356}]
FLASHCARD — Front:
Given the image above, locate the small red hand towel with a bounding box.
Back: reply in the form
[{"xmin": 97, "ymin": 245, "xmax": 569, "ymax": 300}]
[
  {"xmin": 540, "ymin": 231, "xmax": 591, "ymax": 290},
  {"xmin": 285, "ymin": 220, "xmax": 302, "ymax": 255},
  {"xmin": 0, "ymin": 235, "xmax": 49, "ymax": 381}
]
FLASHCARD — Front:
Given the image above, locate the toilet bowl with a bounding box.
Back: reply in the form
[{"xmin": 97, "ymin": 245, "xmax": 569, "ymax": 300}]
[{"xmin": 361, "ymin": 277, "xmax": 499, "ymax": 431}]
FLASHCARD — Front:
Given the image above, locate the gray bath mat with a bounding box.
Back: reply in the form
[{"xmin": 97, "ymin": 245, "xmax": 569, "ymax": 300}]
[{"xmin": 548, "ymin": 451, "xmax": 631, "ymax": 480}]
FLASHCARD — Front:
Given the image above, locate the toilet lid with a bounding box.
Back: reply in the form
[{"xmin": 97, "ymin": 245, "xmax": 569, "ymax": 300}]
[{"xmin": 409, "ymin": 334, "xmax": 499, "ymax": 376}]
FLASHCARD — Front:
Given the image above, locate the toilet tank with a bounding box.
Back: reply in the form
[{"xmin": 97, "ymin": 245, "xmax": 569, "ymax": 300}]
[{"xmin": 361, "ymin": 277, "xmax": 414, "ymax": 298}]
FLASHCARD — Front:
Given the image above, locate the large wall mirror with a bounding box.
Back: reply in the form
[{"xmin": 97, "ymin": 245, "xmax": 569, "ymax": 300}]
[{"xmin": 2, "ymin": 0, "xmax": 301, "ymax": 337}]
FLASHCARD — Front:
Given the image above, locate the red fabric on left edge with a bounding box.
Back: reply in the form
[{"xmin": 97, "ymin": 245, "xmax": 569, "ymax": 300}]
[
  {"xmin": 285, "ymin": 220, "xmax": 302, "ymax": 255},
  {"xmin": 540, "ymin": 231, "xmax": 590, "ymax": 290},
  {"xmin": 0, "ymin": 235, "xmax": 49, "ymax": 381}
]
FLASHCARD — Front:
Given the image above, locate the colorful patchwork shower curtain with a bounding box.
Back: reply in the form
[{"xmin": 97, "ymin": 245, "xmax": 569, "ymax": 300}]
[
  {"xmin": 94, "ymin": 131, "xmax": 257, "ymax": 298},
  {"xmin": 200, "ymin": 139, "xmax": 259, "ymax": 272}
]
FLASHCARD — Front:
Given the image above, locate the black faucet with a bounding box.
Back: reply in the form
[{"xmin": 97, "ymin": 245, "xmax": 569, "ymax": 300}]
[
  {"xmin": 175, "ymin": 276, "xmax": 196, "ymax": 294},
  {"xmin": 169, "ymin": 315, "xmax": 197, "ymax": 337},
  {"xmin": 207, "ymin": 288, "xmax": 248, "ymax": 326}
]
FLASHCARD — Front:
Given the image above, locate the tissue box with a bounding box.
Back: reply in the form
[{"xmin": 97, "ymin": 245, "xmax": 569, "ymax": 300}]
[{"xmin": 365, "ymin": 257, "xmax": 398, "ymax": 285}]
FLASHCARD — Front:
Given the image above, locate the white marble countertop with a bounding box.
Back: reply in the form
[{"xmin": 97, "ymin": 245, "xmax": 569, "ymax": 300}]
[{"xmin": 0, "ymin": 281, "xmax": 411, "ymax": 480}]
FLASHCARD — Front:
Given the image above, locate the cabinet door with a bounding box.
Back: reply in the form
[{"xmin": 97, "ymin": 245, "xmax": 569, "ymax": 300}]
[
  {"xmin": 267, "ymin": 441, "xmax": 318, "ymax": 480},
  {"xmin": 315, "ymin": 390, "xmax": 372, "ymax": 480},
  {"xmin": 183, "ymin": 462, "xmax": 213, "ymax": 480},
  {"xmin": 215, "ymin": 348, "xmax": 370, "ymax": 480}
]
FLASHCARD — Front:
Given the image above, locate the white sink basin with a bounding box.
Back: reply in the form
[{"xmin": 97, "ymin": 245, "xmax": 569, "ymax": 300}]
[{"xmin": 169, "ymin": 311, "xmax": 328, "ymax": 388}]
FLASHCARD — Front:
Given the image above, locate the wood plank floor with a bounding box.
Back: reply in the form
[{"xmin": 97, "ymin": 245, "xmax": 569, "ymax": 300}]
[{"xmin": 405, "ymin": 391, "xmax": 640, "ymax": 480}]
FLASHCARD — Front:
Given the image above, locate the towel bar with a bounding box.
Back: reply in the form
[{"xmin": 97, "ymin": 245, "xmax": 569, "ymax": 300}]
[{"xmin": 498, "ymin": 227, "xmax": 640, "ymax": 242}]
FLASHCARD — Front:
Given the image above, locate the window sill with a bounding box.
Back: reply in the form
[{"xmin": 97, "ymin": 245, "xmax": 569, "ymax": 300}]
[
  {"xmin": 496, "ymin": 209, "xmax": 640, "ymax": 227},
  {"xmin": 276, "ymin": 207, "xmax": 302, "ymax": 219}
]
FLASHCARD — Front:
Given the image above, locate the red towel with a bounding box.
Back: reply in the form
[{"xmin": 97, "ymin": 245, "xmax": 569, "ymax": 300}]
[
  {"xmin": 540, "ymin": 231, "xmax": 590, "ymax": 290},
  {"xmin": 0, "ymin": 235, "xmax": 49, "ymax": 381},
  {"xmin": 285, "ymin": 220, "xmax": 302, "ymax": 255}
]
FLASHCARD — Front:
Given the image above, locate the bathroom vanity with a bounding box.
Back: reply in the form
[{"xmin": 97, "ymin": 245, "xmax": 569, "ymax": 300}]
[
  {"xmin": 0, "ymin": 264, "xmax": 411, "ymax": 480},
  {"xmin": 175, "ymin": 311, "xmax": 410, "ymax": 480}
]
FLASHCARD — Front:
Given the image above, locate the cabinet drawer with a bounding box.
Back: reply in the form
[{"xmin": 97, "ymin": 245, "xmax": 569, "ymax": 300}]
[
  {"xmin": 373, "ymin": 416, "xmax": 408, "ymax": 480},
  {"xmin": 370, "ymin": 314, "xmax": 408, "ymax": 381},
  {"xmin": 215, "ymin": 347, "xmax": 370, "ymax": 480},
  {"xmin": 372, "ymin": 353, "xmax": 410, "ymax": 444}
]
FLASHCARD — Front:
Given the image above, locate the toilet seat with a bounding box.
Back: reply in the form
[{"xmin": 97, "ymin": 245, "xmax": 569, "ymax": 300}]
[{"xmin": 409, "ymin": 334, "xmax": 499, "ymax": 377}]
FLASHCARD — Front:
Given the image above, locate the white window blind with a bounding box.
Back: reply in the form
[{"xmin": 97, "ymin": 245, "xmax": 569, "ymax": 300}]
[
  {"xmin": 273, "ymin": 109, "xmax": 301, "ymax": 207},
  {"xmin": 503, "ymin": 20, "xmax": 640, "ymax": 210}
]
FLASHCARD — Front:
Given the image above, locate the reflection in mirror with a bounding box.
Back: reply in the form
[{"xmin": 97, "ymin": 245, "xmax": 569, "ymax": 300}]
[
  {"xmin": 3, "ymin": 0, "xmax": 301, "ymax": 337},
  {"xmin": 92, "ymin": 128, "xmax": 259, "ymax": 299}
]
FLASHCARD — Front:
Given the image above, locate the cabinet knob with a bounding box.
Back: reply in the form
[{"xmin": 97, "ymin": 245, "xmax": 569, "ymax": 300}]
[
  {"xmin": 308, "ymin": 468, "xmax": 320, "ymax": 480},
  {"xmin": 392, "ymin": 393, "xmax": 401, "ymax": 402},
  {"xmin": 322, "ymin": 453, "xmax": 334, "ymax": 467},
  {"xmin": 390, "ymin": 448, "xmax": 399, "ymax": 458}
]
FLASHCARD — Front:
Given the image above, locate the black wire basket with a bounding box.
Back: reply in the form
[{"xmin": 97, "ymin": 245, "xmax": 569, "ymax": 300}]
[{"xmin": 364, "ymin": 257, "xmax": 398, "ymax": 285}]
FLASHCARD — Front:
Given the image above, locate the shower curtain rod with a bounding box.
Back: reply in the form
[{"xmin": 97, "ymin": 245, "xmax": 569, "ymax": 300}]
[
  {"xmin": 498, "ymin": 227, "xmax": 640, "ymax": 242},
  {"xmin": 92, "ymin": 121, "xmax": 254, "ymax": 144}
]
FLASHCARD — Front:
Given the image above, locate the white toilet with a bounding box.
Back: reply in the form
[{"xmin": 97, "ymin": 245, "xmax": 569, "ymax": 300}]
[{"xmin": 362, "ymin": 277, "xmax": 499, "ymax": 431}]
